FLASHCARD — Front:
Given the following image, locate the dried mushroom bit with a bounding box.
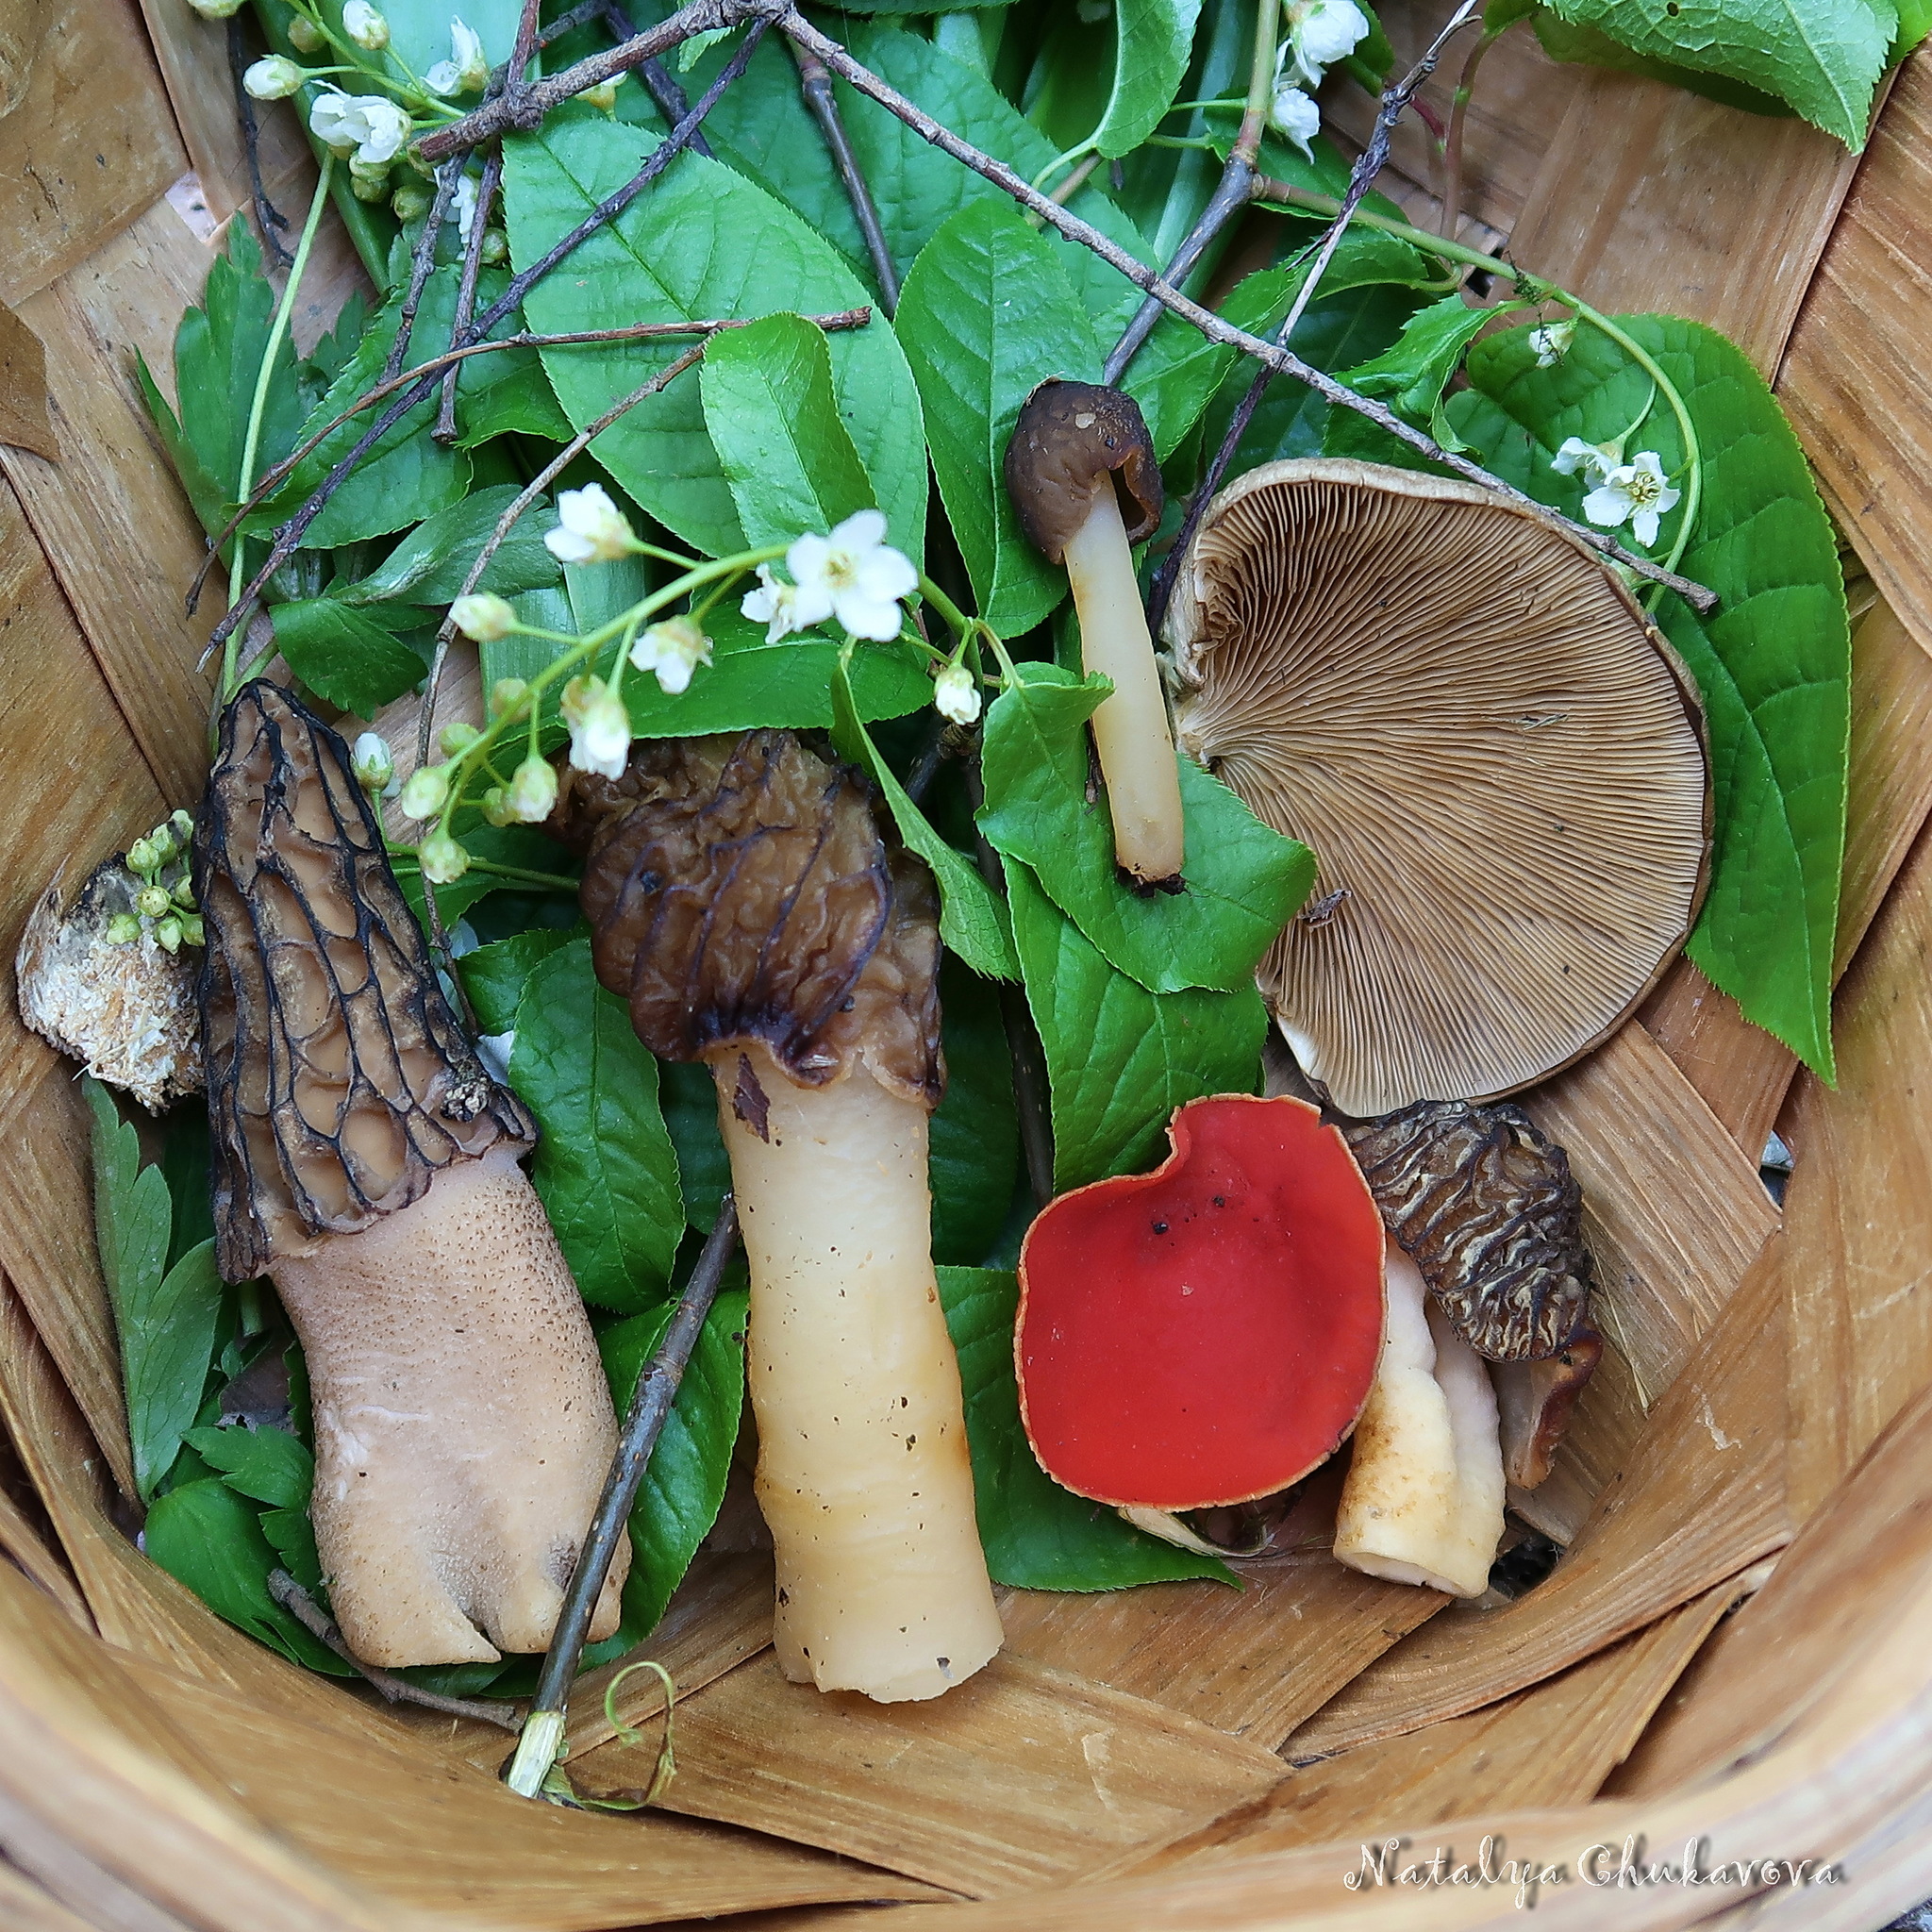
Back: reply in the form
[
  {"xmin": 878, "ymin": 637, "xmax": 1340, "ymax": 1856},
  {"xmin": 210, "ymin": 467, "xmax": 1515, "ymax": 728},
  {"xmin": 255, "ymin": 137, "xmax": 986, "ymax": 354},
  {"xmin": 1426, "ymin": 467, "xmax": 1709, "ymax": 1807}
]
[
  {"xmin": 558, "ymin": 728, "xmax": 1002, "ymax": 1704},
  {"xmin": 196, "ymin": 681, "xmax": 627, "ymax": 1670},
  {"xmin": 1167, "ymin": 456, "xmax": 1710, "ymax": 1118},
  {"xmin": 1342, "ymin": 1099, "xmax": 1591, "ymax": 1362}
]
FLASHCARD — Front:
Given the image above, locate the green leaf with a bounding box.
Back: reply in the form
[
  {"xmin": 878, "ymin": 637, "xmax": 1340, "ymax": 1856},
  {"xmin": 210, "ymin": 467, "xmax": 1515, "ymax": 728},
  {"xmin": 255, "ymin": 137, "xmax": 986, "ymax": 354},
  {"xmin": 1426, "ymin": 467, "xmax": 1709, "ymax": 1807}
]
[
  {"xmin": 929, "ymin": 961, "xmax": 1020, "ymax": 1269},
  {"xmin": 270, "ymin": 598, "xmax": 425, "ymax": 717},
  {"xmin": 978, "ymin": 666, "xmax": 1315, "ymax": 994},
  {"xmin": 1327, "ymin": 291, "xmax": 1518, "ymax": 455},
  {"xmin": 332, "ymin": 486, "xmax": 562, "ymax": 607},
  {"xmin": 458, "ymin": 924, "xmax": 579, "ymax": 1037},
  {"xmin": 1543, "ymin": 0, "xmax": 1893, "ymax": 145},
  {"xmin": 509, "ymin": 937, "xmax": 685, "ymax": 1310},
  {"xmin": 1093, "ymin": 0, "xmax": 1203, "ymax": 157},
  {"xmin": 183, "ymin": 1424, "xmax": 313, "ymax": 1511},
  {"xmin": 937, "ymin": 1268, "xmax": 1231, "ymax": 1589},
  {"xmin": 1445, "ymin": 314, "xmax": 1849, "ymax": 1074},
  {"xmin": 1006, "ymin": 859, "xmax": 1268, "ymax": 1192},
  {"xmin": 1894, "ymin": 0, "xmax": 1932, "ymax": 58},
  {"xmin": 88, "ymin": 1078, "xmax": 222, "ymax": 1502},
  {"xmin": 599, "ymin": 1287, "xmax": 749, "ymax": 1634},
  {"xmin": 259, "ymin": 1505, "xmax": 325, "ymax": 1596},
  {"xmin": 1532, "ymin": 13, "xmax": 1793, "ymax": 115},
  {"xmin": 830, "ymin": 656, "xmax": 1019, "ymax": 981},
  {"xmin": 503, "ymin": 113, "xmax": 926, "ymax": 561},
  {"xmin": 660, "ymin": 1060, "xmax": 731, "ymax": 1231},
  {"xmin": 896, "ymin": 199, "xmax": 1102, "ymax": 639},
  {"xmin": 699, "ymin": 313, "xmax": 876, "ymax": 548}
]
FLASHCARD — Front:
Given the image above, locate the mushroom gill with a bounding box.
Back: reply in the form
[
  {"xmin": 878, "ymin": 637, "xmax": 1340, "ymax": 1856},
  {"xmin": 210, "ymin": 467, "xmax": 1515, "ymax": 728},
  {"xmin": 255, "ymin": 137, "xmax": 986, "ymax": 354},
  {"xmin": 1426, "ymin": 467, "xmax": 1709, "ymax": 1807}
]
[{"xmin": 1165, "ymin": 458, "xmax": 1710, "ymax": 1119}]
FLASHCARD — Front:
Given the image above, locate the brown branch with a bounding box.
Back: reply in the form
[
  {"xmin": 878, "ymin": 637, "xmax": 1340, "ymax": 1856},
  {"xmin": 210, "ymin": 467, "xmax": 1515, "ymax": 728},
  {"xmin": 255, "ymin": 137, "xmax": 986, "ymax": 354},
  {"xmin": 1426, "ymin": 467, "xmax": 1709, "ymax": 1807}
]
[
  {"xmin": 790, "ymin": 37, "xmax": 899, "ymax": 314},
  {"xmin": 385, "ymin": 160, "xmax": 465, "ymax": 383},
  {"xmin": 603, "ymin": 0, "xmax": 713, "ymax": 158},
  {"xmin": 227, "ymin": 17, "xmax": 293, "ymax": 271},
  {"xmin": 267, "ymin": 1571, "xmax": 522, "ymax": 1729},
  {"xmin": 436, "ymin": 147, "xmax": 504, "ymax": 444}
]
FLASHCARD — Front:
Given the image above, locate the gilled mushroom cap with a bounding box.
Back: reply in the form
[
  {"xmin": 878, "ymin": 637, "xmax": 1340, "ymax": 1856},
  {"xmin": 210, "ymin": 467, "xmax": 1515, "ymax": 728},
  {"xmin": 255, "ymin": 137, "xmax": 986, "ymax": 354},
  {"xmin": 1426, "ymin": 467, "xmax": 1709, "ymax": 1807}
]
[
  {"xmin": 551, "ymin": 730, "xmax": 942, "ymax": 1113},
  {"xmin": 1167, "ymin": 458, "xmax": 1709, "ymax": 1119},
  {"xmin": 1004, "ymin": 379, "xmax": 1163, "ymax": 563},
  {"xmin": 195, "ymin": 683, "xmax": 534, "ymax": 1283}
]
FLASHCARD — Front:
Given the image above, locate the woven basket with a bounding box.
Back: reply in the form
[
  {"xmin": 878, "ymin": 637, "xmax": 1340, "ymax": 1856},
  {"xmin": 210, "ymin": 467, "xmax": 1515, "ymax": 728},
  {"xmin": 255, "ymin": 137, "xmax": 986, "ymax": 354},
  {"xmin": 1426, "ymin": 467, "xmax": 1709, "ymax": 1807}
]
[{"xmin": 3, "ymin": 2, "xmax": 1931, "ymax": 1926}]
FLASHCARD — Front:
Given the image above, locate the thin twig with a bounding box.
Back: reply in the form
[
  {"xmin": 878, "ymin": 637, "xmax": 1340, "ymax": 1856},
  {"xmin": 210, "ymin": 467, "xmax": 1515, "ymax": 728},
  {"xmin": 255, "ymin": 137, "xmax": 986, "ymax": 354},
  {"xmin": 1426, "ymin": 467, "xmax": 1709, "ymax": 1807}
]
[
  {"xmin": 267, "ymin": 1570, "xmax": 523, "ymax": 1730},
  {"xmin": 508, "ymin": 0, "xmax": 545, "ymax": 86},
  {"xmin": 790, "ymin": 37, "xmax": 899, "ymax": 314},
  {"xmin": 385, "ymin": 160, "xmax": 464, "ymax": 383},
  {"xmin": 603, "ymin": 0, "xmax": 713, "ymax": 158},
  {"xmin": 538, "ymin": 0, "xmax": 613, "ymax": 47},
  {"xmin": 417, "ymin": 341, "xmax": 710, "ymax": 773},
  {"xmin": 778, "ymin": 10, "xmax": 1713, "ymax": 610},
  {"xmin": 227, "ymin": 17, "xmax": 293, "ymax": 271},
  {"xmin": 417, "ymin": 0, "xmax": 753, "ymax": 159},
  {"xmin": 1440, "ymin": 20, "xmax": 1503, "ymax": 245},
  {"xmin": 506, "ymin": 1199, "xmax": 743, "ymax": 1799},
  {"xmin": 436, "ymin": 148, "xmax": 504, "ymax": 443}
]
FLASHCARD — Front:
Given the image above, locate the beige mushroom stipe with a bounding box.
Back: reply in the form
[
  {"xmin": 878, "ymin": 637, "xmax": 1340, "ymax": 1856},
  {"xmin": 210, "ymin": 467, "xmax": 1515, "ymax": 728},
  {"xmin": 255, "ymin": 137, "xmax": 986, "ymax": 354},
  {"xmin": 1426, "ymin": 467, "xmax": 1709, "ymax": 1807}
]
[
  {"xmin": 197, "ymin": 682, "xmax": 627, "ymax": 1669},
  {"xmin": 1166, "ymin": 458, "xmax": 1710, "ymax": 1119},
  {"xmin": 1333, "ymin": 1247, "xmax": 1505, "ymax": 1598}
]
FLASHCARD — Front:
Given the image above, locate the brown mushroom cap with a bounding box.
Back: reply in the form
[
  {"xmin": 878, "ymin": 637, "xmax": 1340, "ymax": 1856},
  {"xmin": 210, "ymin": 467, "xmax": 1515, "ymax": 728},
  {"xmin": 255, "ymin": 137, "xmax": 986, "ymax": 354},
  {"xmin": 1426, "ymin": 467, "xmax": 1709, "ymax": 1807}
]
[
  {"xmin": 1167, "ymin": 458, "xmax": 1709, "ymax": 1119},
  {"xmin": 1342, "ymin": 1098, "xmax": 1591, "ymax": 1362},
  {"xmin": 1004, "ymin": 379, "xmax": 1163, "ymax": 563},
  {"xmin": 195, "ymin": 682, "xmax": 534, "ymax": 1283},
  {"xmin": 551, "ymin": 730, "xmax": 942, "ymax": 1113}
]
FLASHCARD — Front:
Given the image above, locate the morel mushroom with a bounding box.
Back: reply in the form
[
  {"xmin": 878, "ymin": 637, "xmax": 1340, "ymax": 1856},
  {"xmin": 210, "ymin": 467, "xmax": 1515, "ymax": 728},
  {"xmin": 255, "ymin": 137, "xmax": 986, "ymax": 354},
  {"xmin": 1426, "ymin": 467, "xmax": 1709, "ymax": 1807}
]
[
  {"xmin": 554, "ymin": 730, "xmax": 1002, "ymax": 1704},
  {"xmin": 196, "ymin": 683, "xmax": 627, "ymax": 1668},
  {"xmin": 1006, "ymin": 380, "xmax": 1183, "ymax": 887},
  {"xmin": 1167, "ymin": 458, "xmax": 1710, "ymax": 1117}
]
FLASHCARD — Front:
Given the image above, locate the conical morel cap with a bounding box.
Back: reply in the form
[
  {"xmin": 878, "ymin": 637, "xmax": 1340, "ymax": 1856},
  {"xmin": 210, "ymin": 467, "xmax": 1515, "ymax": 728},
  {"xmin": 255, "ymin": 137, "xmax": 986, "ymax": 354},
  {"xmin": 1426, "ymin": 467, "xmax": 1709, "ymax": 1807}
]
[{"xmin": 1166, "ymin": 458, "xmax": 1710, "ymax": 1119}]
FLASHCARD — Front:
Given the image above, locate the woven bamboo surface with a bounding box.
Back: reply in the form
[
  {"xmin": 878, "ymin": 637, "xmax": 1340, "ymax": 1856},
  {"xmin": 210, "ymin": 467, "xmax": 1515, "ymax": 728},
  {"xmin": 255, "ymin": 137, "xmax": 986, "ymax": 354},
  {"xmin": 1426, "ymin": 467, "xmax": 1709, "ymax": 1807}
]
[{"xmin": 1, "ymin": 1, "xmax": 1930, "ymax": 1925}]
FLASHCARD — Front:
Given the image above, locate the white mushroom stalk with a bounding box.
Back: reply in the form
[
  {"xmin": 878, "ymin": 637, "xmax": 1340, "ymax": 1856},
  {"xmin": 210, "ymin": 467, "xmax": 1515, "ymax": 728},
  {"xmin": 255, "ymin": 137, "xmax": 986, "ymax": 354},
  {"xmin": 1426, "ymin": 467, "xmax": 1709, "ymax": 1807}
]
[{"xmin": 1332, "ymin": 1247, "xmax": 1505, "ymax": 1597}]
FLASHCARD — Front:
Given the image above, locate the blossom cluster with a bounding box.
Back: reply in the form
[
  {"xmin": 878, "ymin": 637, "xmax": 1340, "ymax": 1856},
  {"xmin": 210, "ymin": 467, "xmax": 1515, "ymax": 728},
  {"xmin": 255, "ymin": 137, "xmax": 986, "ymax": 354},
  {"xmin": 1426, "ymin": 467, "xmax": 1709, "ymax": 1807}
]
[
  {"xmin": 1270, "ymin": 0, "xmax": 1372, "ymax": 158},
  {"xmin": 1553, "ymin": 439, "xmax": 1683, "ymax": 547},
  {"xmin": 104, "ymin": 811, "xmax": 203, "ymax": 953}
]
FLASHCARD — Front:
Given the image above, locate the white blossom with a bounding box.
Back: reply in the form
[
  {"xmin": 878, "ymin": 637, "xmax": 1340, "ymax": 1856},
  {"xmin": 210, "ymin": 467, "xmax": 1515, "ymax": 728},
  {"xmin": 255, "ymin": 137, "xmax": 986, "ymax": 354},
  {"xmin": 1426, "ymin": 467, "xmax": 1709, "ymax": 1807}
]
[
  {"xmin": 186, "ymin": 0, "xmax": 245, "ymax": 19},
  {"xmin": 309, "ymin": 89, "xmax": 412, "ymax": 165},
  {"xmin": 1581, "ymin": 451, "xmax": 1681, "ymax": 548},
  {"xmin": 1529, "ymin": 320, "xmax": 1575, "ymax": 367},
  {"xmin": 560, "ymin": 675, "xmax": 632, "ymax": 778},
  {"xmin": 506, "ymin": 755, "xmax": 559, "ymax": 823},
  {"xmin": 741, "ymin": 563, "xmax": 809, "ymax": 643},
  {"xmin": 425, "ymin": 17, "xmax": 489, "ymax": 95},
  {"xmin": 544, "ymin": 483, "xmax": 636, "ymax": 565},
  {"xmin": 342, "ymin": 1, "xmax": 390, "ymax": 51},
  {"xmin": 629, "ymin": 616, "xmax": 712, "ymax": 695},
  {"xmin": 1283, "ymin": 0, "xmax": 1369, "ymax": 86},
  {"xmin": 1268, "ymin": 79, "xmax": 1322, "ymax": 158},
  {"xmin": 451, "ymin": 591, "xmax": 515, "ymax": 641},
  {"xmin": 1551, "ymin": 435, "xmax": 1618, "ymax": 487},
  {"xmin": 243, "ymin": 56, "xmax": 306, "ymax": 101},
  {"xmin": 351, "ymin": 732, "xmax": 399, "ymax": 797},
  {"xmin": 451, "ymin": 170, "xmax": 479, "ymax": 242},
  {"xmin": 934, "ymin": 661, "xmax": 981, "ymax": 725},
  {"xmin": 783, "ymin": 509, "xmax": 918, "ymax": 643}
]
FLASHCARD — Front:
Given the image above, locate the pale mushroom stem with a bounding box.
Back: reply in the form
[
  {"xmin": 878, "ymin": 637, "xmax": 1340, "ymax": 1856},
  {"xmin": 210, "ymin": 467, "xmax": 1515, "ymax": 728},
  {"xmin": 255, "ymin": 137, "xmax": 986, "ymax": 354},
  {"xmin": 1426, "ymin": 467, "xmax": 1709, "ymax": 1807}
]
[
  {"xmin": 1062, "ymin": 486, "xmax": 1187, "ymax": 887},
  {"xmin": 1331, "ymin": 1247, "xmax": 1505, "ymax": 1598},
  {"xmin": 273, "ymin": 1145, "xmax": 627, "ymax": 1668},
  {"xmin": 712, "ymin": 1043, "xmax": 1003, "ymax": 1702}
]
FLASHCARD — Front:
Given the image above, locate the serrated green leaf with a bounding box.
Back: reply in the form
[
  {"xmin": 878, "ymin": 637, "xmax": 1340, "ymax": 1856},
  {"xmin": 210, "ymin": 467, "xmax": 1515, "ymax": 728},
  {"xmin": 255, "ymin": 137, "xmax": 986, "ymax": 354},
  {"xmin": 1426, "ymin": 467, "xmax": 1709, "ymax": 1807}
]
[
  {"xmin": 978, "ymin": 666, "xmax": 1315, "ymax": 994},
  {"xmin": 937, "ymin": 1267, "xmax": 1231, "ymax": 1589},
  {"xmin": 259, "ymin": 1504, "xmax": 325, "ymax": 1596},
  {"xmin": 509, "ymin": 937, "xmax": 685, "ymax": 1310},
  {"xmin": 1093, "ymin": 0, "xmax": 1203, "ymax": 158},
  {"xmin": 929, "ymin": 960, "xmax": 1020, "ymax": 1269},
  {"xmin": 183, "ymin": 1424, "xmax": 313, "ymax": 1511},
  {"xmin": 332, "ymin": 486, "xmax": 562, "ymax": 607},
  {"xmin": 1444, "ymin": 314, "xmax": 1848, "ymax": 1074},
  {"xmin": 270, "ymin": 598, "xmax": 425, "ymax": 717},
  {"xmin": 503, "ymin": 112, "xmax": 925, "ymax": 562},
  {"xmin": 830, "ymin": 656, "xmax": 1019, "ymax": 980},
  {"xmin": 896, "ymin": 199, "xmax": 1102, "ymax": 640},
  {"xmin": 699, "ymin": 314, "xmax": 875, "ymax": 548},
  {"xmin": 1544, "ymin": 0, "xmax": 1893, "ymax": 145},
  {"xmin": 458, "ymin": 924, "xmax": 579, "ymax": 1037},
  {"xmin": 1532, "ymin": 13, "xmax": 1792, "ymax": 114},
  {"xmin": 599, "ymin": 1287, "xmax": 749, "ymax": 1634},
  {"xmin": 1006, "ymin": 860, "xmax": 1268, "ymax": 1191},
  {"xmin": 1327, "ymin": 291, "xmax": 1519, "ymax": 456}
]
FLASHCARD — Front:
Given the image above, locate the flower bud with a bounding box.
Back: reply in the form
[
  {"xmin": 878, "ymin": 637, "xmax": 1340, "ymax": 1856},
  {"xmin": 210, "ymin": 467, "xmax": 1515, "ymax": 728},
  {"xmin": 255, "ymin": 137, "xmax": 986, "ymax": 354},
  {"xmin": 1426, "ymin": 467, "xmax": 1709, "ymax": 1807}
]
[
  {"xmin": 439, "ymin": 721, "xmax": 482, "ymax": 758},
  {"xmin": 351, "ymin": 731, "xmax": 397, "ymax": 795},
  {"xmin": 172, "ymin": 875, "xmax": 198, "ymax": 909},
  {"xmin": 629, "ymin": 614, "xmax": 712, "ymax": 694},
  {"xmin": 545, "ymin": 483, "xmax": 637, "ymax": 566},
  {"xmin": 125, "ymin": 837, "xmax": 159, "ymax": 876},
  {"xmin": 451, "ymin": 591, "xmax": 517, "ymax": 641},
  {"xmin": 155, "ymin": 917, "xmax": 185, "ymax": 955},
  {"xmin": 104, "ymin": 913, "xmax": 143, "ymax": 946},
  {"xmin": 244, "ymin": 56, "xmax": 307, "ymax": 101},
  {"xmin": 177, "ymin": 912, "xmax": 206, "ymax": 949},
  {"xmin": 287, "ymin": 13, "xmax": 325, "ymax": 51},
  {"xmin": 559, "ymin": 675, "xmax": 631, "ymax": 779},
  {"xmin": 137, "ymin": 885, "xmax": 173, "ymax": 920},
  {"xmin": 489, "ymin": 676, "xmax": 529, "ymax": 719},
  {"xmin": 398, "ymin": 762, "xmax": 451, "ymax": 820},
  {"xmin": 478, "ymin": 226, "xmax": 508, "ymax": 266},
  {"xmin": 342, "ymin": 1, "xmax": 390, "ymax": 51},
  {"xmin": 481, "ymin": 786, "xmax": 516, "ymax": 827},
  {"xmin": 419, "ymin": 827, "xmax": 470, "ymax": 885},
  {"xmin": 581, "ymin": 76, "xmax": 621, "ymax": 111},
  {"xmin": 506, "ymin": 754, "xmax": 558, "ymax": 824},
  {"xmin": 171, "ymin": 808, "xmax": 196, "ymax": 843},
  {"xmin": 391, "ymin": 182, "xmax": 433, "ymax": 223},
  {"xmin": 186, "ymin": 0, "xmax": 244, "ymax": 19},
  {"xmin": 933, "ymin": 660, "xmax": 982, "ymax": 725},
  {"xmin": 146, "ymin": 824, "xmax": 179, "ymax": 866},
  {"xmin": 350, "ymin": 167, "xmax": 392, "ymax": 202}
]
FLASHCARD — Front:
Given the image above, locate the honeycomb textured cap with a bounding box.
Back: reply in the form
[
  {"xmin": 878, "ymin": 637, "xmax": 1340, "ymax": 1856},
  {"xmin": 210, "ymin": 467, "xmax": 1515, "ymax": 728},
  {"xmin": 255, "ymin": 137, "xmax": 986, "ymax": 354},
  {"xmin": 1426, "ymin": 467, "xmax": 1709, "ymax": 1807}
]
[
  {"xmin": 1167, "ymin": 457, "xmax": 1710, "ymax": 1117},
  {"xmin": 194, "ymin": 681, "xmax": 534, "ymax": 1283},
  {"xmin": 555, "ymin": 729, "xmax": 943, "ymax": 1112}
]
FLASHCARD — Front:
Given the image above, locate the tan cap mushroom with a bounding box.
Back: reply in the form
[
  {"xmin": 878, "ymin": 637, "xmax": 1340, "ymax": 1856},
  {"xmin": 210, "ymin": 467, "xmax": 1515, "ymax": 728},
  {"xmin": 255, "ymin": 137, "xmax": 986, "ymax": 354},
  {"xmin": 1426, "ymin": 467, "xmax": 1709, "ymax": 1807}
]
[{"xmin": 1166, "ymin": 458, "xmax": 1709, "ymax": 1119}]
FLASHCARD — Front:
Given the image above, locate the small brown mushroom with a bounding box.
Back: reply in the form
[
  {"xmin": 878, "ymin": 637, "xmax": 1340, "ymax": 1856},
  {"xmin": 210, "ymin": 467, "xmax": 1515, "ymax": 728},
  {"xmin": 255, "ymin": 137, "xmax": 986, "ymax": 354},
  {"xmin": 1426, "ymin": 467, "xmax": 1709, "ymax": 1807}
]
[
  {"xmin": 1167, "ymin": 458, "xmax": 1710, "ymax": 1117},
  {"xmin": 555, "ymin": 730, "xmax": 1002, "ymax": 1703},
  {"xmin": 1005, "ymin": 380, "xmax": 1182, "ymax": 887},
  {"xmin": 195, "ymin": 682, "xmax": 627, "ymax": 1668}
]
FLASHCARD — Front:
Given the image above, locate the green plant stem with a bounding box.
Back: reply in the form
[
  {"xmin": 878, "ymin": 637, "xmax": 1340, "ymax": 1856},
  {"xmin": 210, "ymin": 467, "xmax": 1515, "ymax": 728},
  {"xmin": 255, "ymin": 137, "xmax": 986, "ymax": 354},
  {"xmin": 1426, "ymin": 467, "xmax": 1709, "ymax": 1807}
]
[
  {"xmin": 389, "ymin": 854, "xmax": 583, "ymax": 891},
  {"xmin": 223, "ymin": 152, "xmax": 336, "ymax": 702}
]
